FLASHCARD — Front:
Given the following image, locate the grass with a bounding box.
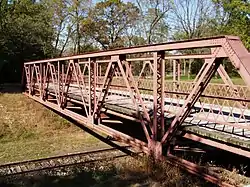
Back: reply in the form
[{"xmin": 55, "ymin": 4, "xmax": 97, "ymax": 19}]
[
  {"xmin": 0, "ymin": 93, "xmax": 249, "ymax": 186},
  {"xmin": 0, "ymin": 93, "xmax": 213, "ymax": 186},
  {"xmin": 0, "ymin": 93, "xmax": 109, "ymax": 163}
]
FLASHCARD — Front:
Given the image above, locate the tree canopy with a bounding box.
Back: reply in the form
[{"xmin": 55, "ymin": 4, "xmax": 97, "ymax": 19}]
[
  {"xmin": 81, "ymin": 0, "xmax": 139, "ymax": 49},
  {"xmin": 0, "ymin": 0, "xmax": 249, "ymax": 82},
  {"xmin": 0, "ymin": 0, "xmax": 54, "ymax": 82},
  {"xmin": 213, "ymin": 0, "xmax": 250, "ymax": 49}
]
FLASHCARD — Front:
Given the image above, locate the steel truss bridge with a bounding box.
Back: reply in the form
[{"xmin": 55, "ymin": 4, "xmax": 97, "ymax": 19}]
[{"xmin": 23, "ymin": 35, "xmax": 250, "ymax": 185}]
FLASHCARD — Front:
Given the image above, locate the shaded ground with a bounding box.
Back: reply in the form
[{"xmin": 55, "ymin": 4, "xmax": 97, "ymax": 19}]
[
  {"xmin": 0, "ymin": 157, "xmax": 214, "ymax": 187},
  {"xmin": 0, "ymin": 84, "xmax": 23, "ymax": 93}
]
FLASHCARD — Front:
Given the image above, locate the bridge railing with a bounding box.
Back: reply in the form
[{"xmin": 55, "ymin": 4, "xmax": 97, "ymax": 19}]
[{"xmin": 23, "ymin": 35, "xmax": 250, "ymax": 158}]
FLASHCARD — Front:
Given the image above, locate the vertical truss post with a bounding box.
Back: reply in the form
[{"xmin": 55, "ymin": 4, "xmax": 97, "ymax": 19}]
[
  {"xmin": 42, "ymin": 64, "xmax": 45, "ymax": 99},
  {"xmin": 60, "ymin": 63, "xmax": 64, "ymax": 102},
  {"xmin": 96, "ymin": 63, "xmax": 100, "ymax": 84},
  {"xmin": 150, "ymin": 51, "xmax": 165, "ymax": 159},
  {"xmin": 159, "ymin": 53, "xmax": 165, "ymax": 138},
  {"xmin": 173, "ymin": 59, "xmax": 179, "ymax": 97},
  {"xmin": 88, "ymin": 58, "xmax": 97, "ymax": 123}
]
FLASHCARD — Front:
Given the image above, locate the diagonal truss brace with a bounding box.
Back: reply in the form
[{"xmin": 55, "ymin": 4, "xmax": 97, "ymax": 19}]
[
  {"xmin": 70, "ymin": 62, "xmax": 89, "ymax": 116},
  {"xmin": 93, "ymin": 55, "xmax": 153, "ymax": 141},
  {"xmin": 48, "ymin": 63, "xmax": 61, "ymax": 106},
  {"xmin": 161, "ymin": 48, "xmax": 223, "ymax": 144},
  {"xmin": 217, "ymin": 64, "xmax": 247, "ymax": 108},
  {"xmin": 137, "ymin": 61, "xmax": 154, "ymax": 86},
  {"xmin": 119, "ymin": 59, "xmax": 152, "ymax": 141},
  {"xmin": 94, "ymin": 56, "xmax": 118, "ymax": 121}
]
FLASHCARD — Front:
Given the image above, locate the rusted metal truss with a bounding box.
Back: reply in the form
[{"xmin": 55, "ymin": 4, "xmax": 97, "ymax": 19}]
[{"xmin": 23, "ymin": 36, "xmax": 250, "ymax": 163}]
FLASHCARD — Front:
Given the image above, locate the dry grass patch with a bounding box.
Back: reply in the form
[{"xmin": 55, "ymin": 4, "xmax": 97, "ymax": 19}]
[
  {"xmin": 114, "ymin": 157, "xmax": 214, "ymax": 187},
  {"xmin": 0, "ymin": 93, "xmax": 109, "ymax": 163}
]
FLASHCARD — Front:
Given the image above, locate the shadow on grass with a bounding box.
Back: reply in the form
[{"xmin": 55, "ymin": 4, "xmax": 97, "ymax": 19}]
[
  {"xmin": 0, "ymin": 162, "xmax": 215, "ymax": 187},
  {"xmin": 0, "ymin": 83, "xmax": 23, "ymax": 93},
  {"xmin": 0, "ymin": 170, "xmax": 146, "ymax": 187}
]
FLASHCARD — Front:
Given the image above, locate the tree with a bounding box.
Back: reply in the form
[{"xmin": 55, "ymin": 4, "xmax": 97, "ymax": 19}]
[
  {"xmin": 46, "ymin": 0, "xmax": 92, "ymax": 56},
  {"xmin": 81, "ymin": 0, "xmax": 139, "ymax": 49},
  {"xmin": 170, "ymin": 0, "xmax": 215, "ymax": 40},
  {"xmin": 169, "ymin": 0, "xmax": 216, "ymax": 78},
  {"xmin": 136, "ymin": 0, "xmax": 171, "ymax": 44},
  {"xmin": 0, "ymin": 0, "xmax": 54, "ymax": 82},
  {"xmin": 68, "ymin": 0, "xmax": 91, "ymax": 54},
  {"xmin": 46, "ymin": 0, "xmax": 71, "ymax": 57},
  {"xmin": 213, "ymin": 0, "xmax": 250, "ymax": 49}
]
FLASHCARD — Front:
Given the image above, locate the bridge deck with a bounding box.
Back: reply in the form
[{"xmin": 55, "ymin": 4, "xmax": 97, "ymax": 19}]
[{"xmin": 44, "ymin": 84, "xmax": 250, "ymax": 150}]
